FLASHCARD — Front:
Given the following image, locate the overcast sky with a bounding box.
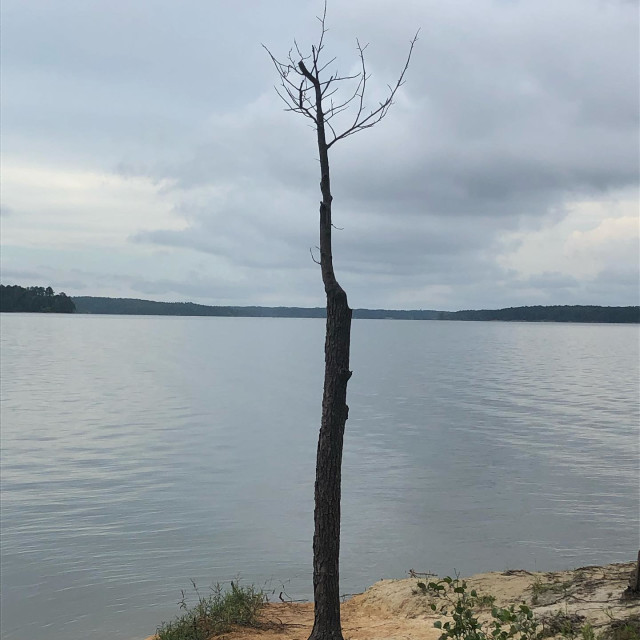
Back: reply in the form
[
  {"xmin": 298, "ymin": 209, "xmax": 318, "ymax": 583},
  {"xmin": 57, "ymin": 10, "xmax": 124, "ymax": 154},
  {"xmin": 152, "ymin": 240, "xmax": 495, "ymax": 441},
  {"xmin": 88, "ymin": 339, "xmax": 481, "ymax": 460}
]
[{"xmin": 1, "ymin": 0, "xmax": 638, "ymax": 310}]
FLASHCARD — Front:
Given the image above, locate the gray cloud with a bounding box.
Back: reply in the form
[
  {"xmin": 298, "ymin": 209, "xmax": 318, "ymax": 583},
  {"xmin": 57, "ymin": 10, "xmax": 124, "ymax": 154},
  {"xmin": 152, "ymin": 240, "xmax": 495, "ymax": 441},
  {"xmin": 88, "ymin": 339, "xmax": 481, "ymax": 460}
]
[{"xmin": 1, "ymin": 0, "xmax": 638, "ymax": 309}]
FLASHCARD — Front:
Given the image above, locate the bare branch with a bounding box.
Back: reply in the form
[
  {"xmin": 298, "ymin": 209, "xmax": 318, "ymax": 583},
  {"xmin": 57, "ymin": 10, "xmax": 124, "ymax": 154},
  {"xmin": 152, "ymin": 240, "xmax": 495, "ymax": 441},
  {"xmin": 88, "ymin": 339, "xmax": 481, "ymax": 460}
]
[
  {"xmin": 324, "ymin": 73, "xmax": 365, "ymax": 118},
  {"xmin": 325, "ymin": 102, "xmax": 353, "ymax": 122},
  {"xmin": 325, "ymin": 117, "xmax": 338, "ymax": 140},
  {"xmin": 315, "ymin": 0, "xmax": 328, "ymax": 66},
  {"xmin": 320, "ymin": 76, "xmax": 335, "ymax": 98},
  {"xmin": 265, "ymin": 6, "xmax": 418, "ymax": 149},
  {"xmin": 263, "ymin": 43, "xmax": 320, "ymax": 123},
  {"xmin": 293, "ymin": 39, "xmax": 307, "ymax": 62},
  {"xmin": 327, "ymin": 30, "xmax": 419, "ymax": 148},
  {"xmin": 309, "ymin": 247, "xmax": 321, "ymax": 265},
  {"xmin": 317, "ymin": 56, "xmax": 337, "ymax": 75},
  {"xmin": 298, "ymin": 59, "xmax": 317, "ymax": 86}
]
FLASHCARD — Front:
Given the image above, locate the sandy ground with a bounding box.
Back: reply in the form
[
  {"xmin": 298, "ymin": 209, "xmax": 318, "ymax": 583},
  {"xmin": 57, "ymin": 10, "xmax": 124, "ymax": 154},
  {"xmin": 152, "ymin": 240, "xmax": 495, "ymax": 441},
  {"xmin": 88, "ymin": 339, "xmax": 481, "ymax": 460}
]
[{"xmin": 146, "ymin": 561, "xmax": 639, "ymax": 640}]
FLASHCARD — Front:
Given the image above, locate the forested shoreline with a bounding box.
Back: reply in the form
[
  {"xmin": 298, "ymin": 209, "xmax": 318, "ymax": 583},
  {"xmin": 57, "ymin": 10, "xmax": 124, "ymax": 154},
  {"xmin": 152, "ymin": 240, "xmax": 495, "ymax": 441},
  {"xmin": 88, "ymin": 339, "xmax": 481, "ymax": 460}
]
[
  {"xmin": 71, "ymin": 296, "xmax": 442, "ymax": 320},
  {"xmin": 1, "ymin": 288, "xmax": 637, "ymax": 322},
  {"xmin": 437, "ymin": 305, "xmax": 639, "ymax": 323},
  {"xmin": 0, "ymin": 285, "xmax": 76, "ymax": 313},
  {"xmin": 72, "ymin": 295, "xmax": 638, "ymax": 323}
]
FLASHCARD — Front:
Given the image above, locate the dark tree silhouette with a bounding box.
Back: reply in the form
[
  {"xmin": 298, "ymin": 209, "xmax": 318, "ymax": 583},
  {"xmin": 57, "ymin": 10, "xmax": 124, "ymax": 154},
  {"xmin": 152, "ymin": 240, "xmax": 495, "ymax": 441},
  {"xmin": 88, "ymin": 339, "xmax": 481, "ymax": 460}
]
[
  {"xmin": 0, "ymin": 285, "xmax": 75, "ymax": 313},
  {"xmin": 265, "ymin": 7, "xmax": 417, "ymax": 639}
]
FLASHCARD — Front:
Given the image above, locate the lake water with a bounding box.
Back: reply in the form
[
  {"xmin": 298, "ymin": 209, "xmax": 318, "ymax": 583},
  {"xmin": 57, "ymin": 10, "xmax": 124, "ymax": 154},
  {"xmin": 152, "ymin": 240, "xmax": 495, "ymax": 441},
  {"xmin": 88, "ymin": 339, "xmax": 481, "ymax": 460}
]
[{"xmin": 1, "ymin": 314, "xmax": 638, "ymax": 639}]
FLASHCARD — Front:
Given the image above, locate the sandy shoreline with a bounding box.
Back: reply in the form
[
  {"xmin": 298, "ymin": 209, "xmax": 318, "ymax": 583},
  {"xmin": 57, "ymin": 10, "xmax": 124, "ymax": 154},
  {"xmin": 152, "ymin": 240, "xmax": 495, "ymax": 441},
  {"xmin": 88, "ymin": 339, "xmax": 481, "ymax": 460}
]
[{"xmin": 145, "ymin": 561, "xmax": 639, "ymax": 640}]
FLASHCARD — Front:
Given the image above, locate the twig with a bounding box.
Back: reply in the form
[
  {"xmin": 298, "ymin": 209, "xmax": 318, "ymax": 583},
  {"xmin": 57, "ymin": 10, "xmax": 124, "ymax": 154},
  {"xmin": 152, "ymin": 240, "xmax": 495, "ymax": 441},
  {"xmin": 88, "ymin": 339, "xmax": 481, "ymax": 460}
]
[{"xmin": 263, "ymin": 3, "xmax": 418, "ymax": 150}]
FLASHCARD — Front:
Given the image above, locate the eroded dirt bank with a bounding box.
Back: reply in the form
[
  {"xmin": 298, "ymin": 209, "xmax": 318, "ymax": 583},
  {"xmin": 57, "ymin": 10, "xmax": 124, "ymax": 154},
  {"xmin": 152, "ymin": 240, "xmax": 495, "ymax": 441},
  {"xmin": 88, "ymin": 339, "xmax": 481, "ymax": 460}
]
[{"xmin": 147, "ymin": 561, "xmax": 639, "ymax": 640}]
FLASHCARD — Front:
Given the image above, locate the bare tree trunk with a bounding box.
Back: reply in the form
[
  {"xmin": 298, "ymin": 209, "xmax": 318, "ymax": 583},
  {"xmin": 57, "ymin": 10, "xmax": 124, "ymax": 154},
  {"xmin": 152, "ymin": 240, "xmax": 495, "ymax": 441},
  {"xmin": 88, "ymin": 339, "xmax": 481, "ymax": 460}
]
[
  {"xmin": 265, "ymin": 17, "xmax": 415, "ymax": 638},
  {"xmin": 308, "ymin": 80, "xmax": 352, "ymax": 640},
  {"xmin": 310, "ymin": 286, "xmax": 351, "ymax": 640}
]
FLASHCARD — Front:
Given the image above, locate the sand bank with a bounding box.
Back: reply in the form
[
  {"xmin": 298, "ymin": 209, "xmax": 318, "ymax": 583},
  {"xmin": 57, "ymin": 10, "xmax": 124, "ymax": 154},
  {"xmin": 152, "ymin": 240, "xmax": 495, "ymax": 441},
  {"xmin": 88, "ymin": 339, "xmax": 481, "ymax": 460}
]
[{"xmin": 146, "ymin": 561, "xmax": 638, "ymax": 640}]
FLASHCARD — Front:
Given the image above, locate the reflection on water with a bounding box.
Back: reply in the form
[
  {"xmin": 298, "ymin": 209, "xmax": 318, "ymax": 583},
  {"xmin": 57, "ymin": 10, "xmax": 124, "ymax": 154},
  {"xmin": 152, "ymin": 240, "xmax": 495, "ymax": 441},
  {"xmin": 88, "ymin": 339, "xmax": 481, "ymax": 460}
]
[{"xmin": 1, "ymin": 315, "xmax": 638, "ymax": 640}]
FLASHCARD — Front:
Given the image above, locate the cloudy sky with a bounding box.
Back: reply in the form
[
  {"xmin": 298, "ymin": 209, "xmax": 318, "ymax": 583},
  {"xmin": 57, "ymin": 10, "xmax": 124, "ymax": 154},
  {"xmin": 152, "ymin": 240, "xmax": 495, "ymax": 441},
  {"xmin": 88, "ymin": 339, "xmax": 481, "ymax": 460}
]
[{"xmin": 1, "ymin": 0, "xmax": 638, "ymax": 310}]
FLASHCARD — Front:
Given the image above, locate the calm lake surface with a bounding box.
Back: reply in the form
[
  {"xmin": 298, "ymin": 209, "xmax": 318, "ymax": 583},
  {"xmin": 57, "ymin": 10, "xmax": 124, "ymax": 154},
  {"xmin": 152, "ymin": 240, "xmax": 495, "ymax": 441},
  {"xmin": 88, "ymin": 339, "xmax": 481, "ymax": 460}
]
[{"xmin": 1, "ymin": 314, "xmax": 638, "ymax": 639}]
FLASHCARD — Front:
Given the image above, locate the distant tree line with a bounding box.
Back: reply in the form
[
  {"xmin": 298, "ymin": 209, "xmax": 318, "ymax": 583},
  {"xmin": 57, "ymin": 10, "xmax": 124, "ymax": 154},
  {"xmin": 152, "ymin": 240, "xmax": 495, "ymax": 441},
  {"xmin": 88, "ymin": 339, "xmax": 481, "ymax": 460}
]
[
  {"xmin": 0, "ymin": 285, "xmax": 76, "ymax": 313},
  {"xmin": 72, "ymin": 296, "xmax": 327, "ymax": 317},
  {"xmin": 71, "ymin": 297, "xmax": 441, "ymax": 319},
  {"xmin": 70, "ymin": 296, "xmax": 638, "ymax": 323},
  {"xmin": 354, "ymin": 308, "xmax": 440, "ymax": 320},
  {"xmin": 438, "ymin": 305, "xmax": 639, "ymax": 323}
]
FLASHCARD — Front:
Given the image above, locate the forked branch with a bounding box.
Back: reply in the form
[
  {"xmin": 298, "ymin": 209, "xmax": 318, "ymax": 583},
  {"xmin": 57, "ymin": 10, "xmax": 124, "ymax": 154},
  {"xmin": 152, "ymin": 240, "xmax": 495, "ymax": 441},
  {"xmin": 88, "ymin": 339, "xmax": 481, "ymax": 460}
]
[{"xmin": 263, "ymin": 2, "xmax": 418, "ymax": 148}]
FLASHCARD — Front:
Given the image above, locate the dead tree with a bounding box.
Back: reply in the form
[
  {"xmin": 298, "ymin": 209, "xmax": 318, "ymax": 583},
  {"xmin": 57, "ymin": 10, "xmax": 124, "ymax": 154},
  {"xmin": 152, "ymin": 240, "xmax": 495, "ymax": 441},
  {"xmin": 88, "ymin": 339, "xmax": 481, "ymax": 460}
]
[{"xmin": 265, "ymin": 7, "xmax": 417, "ymax": 639}]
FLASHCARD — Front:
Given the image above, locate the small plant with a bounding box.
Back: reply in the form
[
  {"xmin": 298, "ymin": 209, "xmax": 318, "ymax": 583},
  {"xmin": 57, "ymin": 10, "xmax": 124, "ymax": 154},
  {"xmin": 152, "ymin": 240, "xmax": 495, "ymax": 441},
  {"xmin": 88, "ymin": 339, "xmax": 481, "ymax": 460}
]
[
  {"xmin": 477, "ymin": 594, "xmax": 497, "ymax": 608},
  {"xmin": 156, "ymin": 581, "xmax": 265, "ymax": 640},
  {"xmin": 418, "ymin": 577, "xmax": 542, "ymax": 640},
  {"xmin": 539, "ymin": 612, "xmax": 585, "ymax": 639},
  {"xmin": 604, "ymin": 618, "xmax": 640, "ymax": 640},
  {"xmin": 531, "ymin": 577, "xmax": 572, "ymax": 605}
]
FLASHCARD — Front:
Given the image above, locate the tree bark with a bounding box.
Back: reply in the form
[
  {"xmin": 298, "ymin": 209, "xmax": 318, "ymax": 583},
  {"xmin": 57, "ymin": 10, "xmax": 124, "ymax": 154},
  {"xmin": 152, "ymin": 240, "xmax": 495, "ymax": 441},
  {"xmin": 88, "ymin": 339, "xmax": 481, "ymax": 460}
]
[
  {"xmin": 305, "ymin": 65, "xmax": 352, "ymax": 640},
  {"xmin": 632, "ymin": 550, "xmax": 640, "ymax": 593},
  {"xmin": 309, "ymin": 287, "xmax": 351, "ymax": 640}
]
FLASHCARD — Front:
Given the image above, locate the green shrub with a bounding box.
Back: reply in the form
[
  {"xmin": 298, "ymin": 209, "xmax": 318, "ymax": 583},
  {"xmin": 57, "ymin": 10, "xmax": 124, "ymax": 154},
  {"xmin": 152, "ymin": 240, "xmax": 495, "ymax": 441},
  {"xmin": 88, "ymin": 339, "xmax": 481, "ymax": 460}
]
[
  {"xmin": 605, "ymin": 618, "xmax": 640, "ymax": 640},
  {"xmin": 417, "ymin": 577, "xmax": 542, "ymax": 640},
  {"xmin": 538, "ymin": 612, "xmax": 585, "ymax": 638},
  {"xmin": 531, "ymin": 577, "xmax": 572, "ymax": 605},
  {"xmin": 156, "ymin": 581, "xmax": 265, "ymax": 640}
]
